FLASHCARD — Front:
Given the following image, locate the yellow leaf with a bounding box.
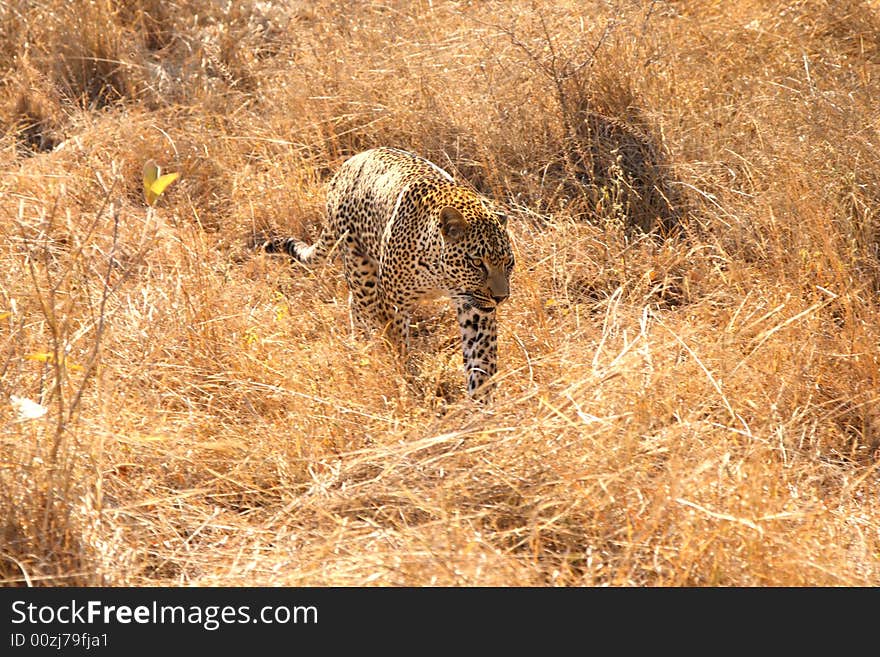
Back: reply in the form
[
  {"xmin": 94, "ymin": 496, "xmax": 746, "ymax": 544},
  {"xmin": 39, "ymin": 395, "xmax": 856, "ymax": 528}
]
[
  {"xmin": 143, "ymin": 159, "xmax": 180, "ymax": 206},
  {"xmin": 0, "ymin": 312, "xmax": 10, "ymax": 320},
  {"xmin": 25, "ymin": 351, "xmax": 84, "ymax": 372},
  {"xmin": 143, "ymin": 160, "xmax": 159, "ymax": 203},
  {"xmin": 25, "ymin": 351, "xmax": 53, "ymax": 364},
  {"xmin": 151, "ymin": 172, "xmax": 180, "ymax": 202}
]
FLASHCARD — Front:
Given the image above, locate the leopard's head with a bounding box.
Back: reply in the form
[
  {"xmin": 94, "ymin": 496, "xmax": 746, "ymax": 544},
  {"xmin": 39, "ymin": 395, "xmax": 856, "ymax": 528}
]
[{"xmin": 436, "ymin": 190, "xmax": 514, "ymax": 311}]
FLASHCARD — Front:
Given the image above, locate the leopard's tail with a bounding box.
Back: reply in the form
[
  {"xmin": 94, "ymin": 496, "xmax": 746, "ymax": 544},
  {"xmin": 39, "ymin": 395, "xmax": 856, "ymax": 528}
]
[{"xmin": 260, "ymin": 228, "xmax": 335, "ymax": 265}]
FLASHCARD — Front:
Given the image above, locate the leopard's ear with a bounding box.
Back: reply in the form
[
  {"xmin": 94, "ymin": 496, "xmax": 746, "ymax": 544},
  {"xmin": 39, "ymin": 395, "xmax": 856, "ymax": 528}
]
[{"xmin": 439, "ymin": 206, "xmax": 468, "ymax": 243}]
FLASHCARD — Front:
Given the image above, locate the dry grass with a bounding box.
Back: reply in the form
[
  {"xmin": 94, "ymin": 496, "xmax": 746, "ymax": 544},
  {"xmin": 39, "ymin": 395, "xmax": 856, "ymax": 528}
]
[{"xmin": 1, "ymin": 0, "xmax": 879, "ymax": 586}]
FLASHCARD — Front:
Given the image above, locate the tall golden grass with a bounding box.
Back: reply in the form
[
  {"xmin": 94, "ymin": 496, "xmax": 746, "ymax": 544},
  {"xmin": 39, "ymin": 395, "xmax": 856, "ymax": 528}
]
[{"xmin": 1, "ymin": 0, "xmax": 879, "ymax": 586}]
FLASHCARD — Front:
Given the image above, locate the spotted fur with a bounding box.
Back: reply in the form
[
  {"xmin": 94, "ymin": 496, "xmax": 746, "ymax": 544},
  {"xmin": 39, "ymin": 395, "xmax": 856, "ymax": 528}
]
[{"xmin": 262, "ymin": 147, "xmax": 514, "ymax": 399}]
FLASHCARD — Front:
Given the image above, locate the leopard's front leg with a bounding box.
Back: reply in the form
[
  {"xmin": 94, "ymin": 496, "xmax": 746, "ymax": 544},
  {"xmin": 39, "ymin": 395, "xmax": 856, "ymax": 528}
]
[{"xmin": 454, "ymin": 299, "xmax": 498, "ymax": 400}]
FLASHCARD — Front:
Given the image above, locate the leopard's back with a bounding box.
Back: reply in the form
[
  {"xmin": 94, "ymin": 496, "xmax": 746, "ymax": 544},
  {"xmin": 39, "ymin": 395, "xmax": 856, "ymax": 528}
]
[{"xmin": 325, "ymin": 147, "xmax": 454, "ymax": 255}]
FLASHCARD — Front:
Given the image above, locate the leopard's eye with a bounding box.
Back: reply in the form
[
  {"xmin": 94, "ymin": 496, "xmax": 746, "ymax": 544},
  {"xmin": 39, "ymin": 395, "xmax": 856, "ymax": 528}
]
[{"xmin": 470, "ymin": 257, "xmax": 484, "ymax": 269}]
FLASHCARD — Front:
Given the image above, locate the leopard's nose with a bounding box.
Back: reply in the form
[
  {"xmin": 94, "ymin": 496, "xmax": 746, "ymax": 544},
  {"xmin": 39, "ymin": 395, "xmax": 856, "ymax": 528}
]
[{"xmin": 487, "ymin": 273, "xmax": 509, "ymax": 304}]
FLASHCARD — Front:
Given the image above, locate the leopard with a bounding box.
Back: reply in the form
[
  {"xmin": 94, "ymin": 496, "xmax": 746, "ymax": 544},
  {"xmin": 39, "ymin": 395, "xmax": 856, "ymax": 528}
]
[{"xmin": 260, "ymin": 147, "xmax": 515, "ymax": 399}]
